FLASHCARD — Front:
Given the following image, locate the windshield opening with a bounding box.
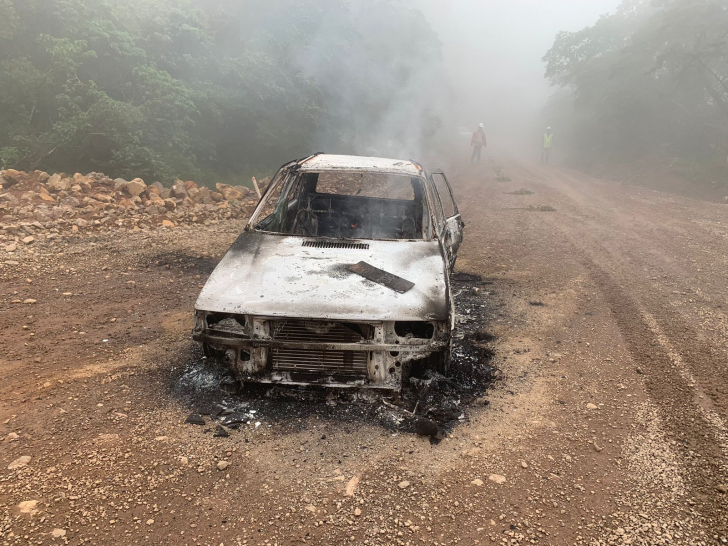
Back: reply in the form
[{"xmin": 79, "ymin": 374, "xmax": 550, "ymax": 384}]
[{"xmin": 255, "ymin": 171, "xmax": 427, "ymax": 240}]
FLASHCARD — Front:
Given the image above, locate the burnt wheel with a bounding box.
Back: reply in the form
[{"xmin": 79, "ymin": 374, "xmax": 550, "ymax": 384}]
[
  {"xmin": 433, "ymin": 349, "xmax": 450, "ymax": 375},
  {"xmin": 405, "ymin": 349, "xmax": 450, "ymax": 382},
  {"xmin": 202, "ymin": 343, "xmax": 223, "ymax": 359}
]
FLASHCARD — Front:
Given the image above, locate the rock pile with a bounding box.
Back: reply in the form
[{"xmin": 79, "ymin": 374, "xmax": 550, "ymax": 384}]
[{"xmin": 0, "ymin": 169, "xmax": 265, "ymax": 241}]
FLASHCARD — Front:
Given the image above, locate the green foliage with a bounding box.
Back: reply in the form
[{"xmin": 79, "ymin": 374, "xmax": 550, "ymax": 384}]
[
  {"xmin": 543, "ymin": 0, "xmax": 728, "ymax": 173},
  {"xmin": 0, "ymin": 147, "xmax": 20, "ymax": 169},
  {"xmin": 0, "ymin": 0, "xmax": 442, "ymax": 183}
]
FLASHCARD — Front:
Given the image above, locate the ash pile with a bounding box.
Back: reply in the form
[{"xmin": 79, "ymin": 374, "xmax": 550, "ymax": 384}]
[{"xmin": 391, "ymin": 272, "xmax": 497, "ymax": 439}]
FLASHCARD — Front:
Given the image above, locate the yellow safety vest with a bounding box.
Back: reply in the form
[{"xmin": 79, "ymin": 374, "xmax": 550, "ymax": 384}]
[{"xmin": 543, "ymin": 133, "xmax": 554, "ymax": 148}]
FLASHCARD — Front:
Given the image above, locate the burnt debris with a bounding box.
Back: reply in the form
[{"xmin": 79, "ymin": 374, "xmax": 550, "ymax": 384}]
[
  {"xmin": 185, "ymin": 413, "xmax": 206, "ymax": 425},
  {"xmin": 348, "ymin": 261, "xmax": 416, "ymax": 293},
  {"xmin": 176, "ymin": 271, "xmax": 497, "ymax": 440}
]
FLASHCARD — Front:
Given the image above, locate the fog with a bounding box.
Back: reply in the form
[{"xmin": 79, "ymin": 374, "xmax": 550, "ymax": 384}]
[
  {"xmin": 306, "ymin": 0, "xmax": 624, "ymax": 164},
  {"xmin": 2, "ymin": 0, "xmax": 725, "ymax": 184},
  {"xmin": 418, "ymin": 0, "xmax": 621, "ymax": 156}
]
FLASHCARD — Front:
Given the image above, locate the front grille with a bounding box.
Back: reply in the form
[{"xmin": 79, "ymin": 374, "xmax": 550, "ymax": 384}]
[
  {"xmin": 271, "ymin": 320, "xmax": 363, "ymax": 343},
  {"xmin": 269, "ymin": 319, "xmax": 370, "ymax": 379},
  {"xmin": 271, "ymin": 348, "xmax": 368, "ymax": 378},
  {"xmin": 302, "ymin": 240, "xmax": 369, "ymax": 250}
]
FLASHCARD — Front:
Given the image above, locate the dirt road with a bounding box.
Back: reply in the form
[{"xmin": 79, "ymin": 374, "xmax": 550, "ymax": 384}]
[{"xmin": 2, "ymin": 159, "xmax": 727, "ymax": 545}]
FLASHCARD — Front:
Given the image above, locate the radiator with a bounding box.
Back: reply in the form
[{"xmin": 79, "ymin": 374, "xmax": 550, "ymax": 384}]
[{"xmin": 271, "ymin": 347, "xmax": 368, "ymax": 378}]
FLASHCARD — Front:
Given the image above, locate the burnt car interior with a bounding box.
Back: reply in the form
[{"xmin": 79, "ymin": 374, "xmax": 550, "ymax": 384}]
[{"xmin": 256, "ymin": 171, "xmax": 426, "ymax": 240}]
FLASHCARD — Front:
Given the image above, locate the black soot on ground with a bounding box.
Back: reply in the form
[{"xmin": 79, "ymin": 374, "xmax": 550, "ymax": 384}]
[{"xmin": 173, "ymin": 271, "xmax": 497, "ymax": 442}]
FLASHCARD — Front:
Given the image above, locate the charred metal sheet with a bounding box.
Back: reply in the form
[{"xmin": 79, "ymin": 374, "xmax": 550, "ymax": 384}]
[
  {"xmin": 349, "ymin": 261, "xmax": 415, "ymax": 294},
  {"xmin": 195, "ymin": 232, "xmax": 448, "ymax": 321}
]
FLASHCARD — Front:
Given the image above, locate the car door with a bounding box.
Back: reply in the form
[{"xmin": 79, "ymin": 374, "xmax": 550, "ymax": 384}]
[{"xmin": 430, "ymin": 171, "xmax": 464, "ymax": 270}]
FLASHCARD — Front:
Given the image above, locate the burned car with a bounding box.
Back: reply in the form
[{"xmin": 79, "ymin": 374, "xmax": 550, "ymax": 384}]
[{"xmin": 193, "ymin": 154, "xmax": 464, "ymax": 390}]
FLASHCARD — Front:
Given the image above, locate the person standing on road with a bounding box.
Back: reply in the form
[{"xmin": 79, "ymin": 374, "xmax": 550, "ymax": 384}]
[
  {"xmin": 471, "ymin": 123, "xmax": 487, "ymax": 164},
  {"xmin": 541, "ymin": 127, "xmax": 554, "ymax": 164}
]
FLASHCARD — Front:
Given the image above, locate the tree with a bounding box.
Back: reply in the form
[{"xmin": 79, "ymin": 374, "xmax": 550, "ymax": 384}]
[
  {"xmin": 0, "ymin": 0, "xmax": 444, "ymax": 183},
  {"xmin": 543, "ymin": 0, "xmax": 728, "ymax": 174}
]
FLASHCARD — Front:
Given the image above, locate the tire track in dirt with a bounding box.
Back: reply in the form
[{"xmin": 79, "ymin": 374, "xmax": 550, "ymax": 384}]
[
  {"xmin": 510, "ymin": 161, "xmax": 728, "ymax": 420},
  {"xmin": 456, "ymin": 161, "xmax": 718, "ymax": 543},
  {"xmin": 495, "ymin": 160, "xmax": 728, "ymax": 533},
  {"xmin": 533, "ymin": 163, "xmax": 728, "ymax": 429},
  {"xmin": 560, "ymin": 215, "xmax": 728, "ymax": 534},
  {"xmin": 639, "ymin": 310, "xmax": 728, "ymax": 466},
  {"xmin": 584, "ymin": 261, "xmax": 728, "ymax": 533},
  {"xmin": 643, "ymin": 300, "xmax": 728, "ymax": 426}
]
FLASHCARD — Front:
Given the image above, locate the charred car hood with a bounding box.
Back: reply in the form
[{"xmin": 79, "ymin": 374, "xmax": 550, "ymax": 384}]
[{"xmin": 195, "ymin": 231, "xmax": 449, "ymax": 321}]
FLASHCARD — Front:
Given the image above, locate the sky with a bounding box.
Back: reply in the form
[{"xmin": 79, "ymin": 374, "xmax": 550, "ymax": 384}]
[{"xmin": 416, "ymin": 0, "xmax": 623, "ymax": 150}]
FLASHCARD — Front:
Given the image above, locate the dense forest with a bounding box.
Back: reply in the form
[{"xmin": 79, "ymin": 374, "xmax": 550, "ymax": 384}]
[
  {"xmin": 0, "ymin": 0, "xmax": 443, "ymax": 184},
  {"xmin": 543, "ymin": 0, "xmax": 728, "ymax": 182},
  {"xmin": 5, "ymin": 0, "xmax": 725, "ymax": 188}
]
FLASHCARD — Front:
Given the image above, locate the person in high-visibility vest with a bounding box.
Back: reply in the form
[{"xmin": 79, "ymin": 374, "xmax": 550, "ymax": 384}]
[{"xmin": 541, "ymin": 127, "xmax": 554, "ymax": 164}]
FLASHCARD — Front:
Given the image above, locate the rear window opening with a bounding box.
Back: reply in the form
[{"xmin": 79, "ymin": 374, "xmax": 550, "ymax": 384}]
[
  {"xmin": 315, "ymin": 171, "xmax": 417, "ymax": 200},
  {"xmin": 394, "ymin": 321, "xmax": 435, "ymax": 339},
  {"xmin": 256, "ymin": 171, "xmax": 427, "ymax": 240}
]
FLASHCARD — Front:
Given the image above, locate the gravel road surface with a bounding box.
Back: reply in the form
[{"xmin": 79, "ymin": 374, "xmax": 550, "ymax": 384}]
[{"xmin": 2, "ymin": 159, "xmax": 727, "ymax": 545}]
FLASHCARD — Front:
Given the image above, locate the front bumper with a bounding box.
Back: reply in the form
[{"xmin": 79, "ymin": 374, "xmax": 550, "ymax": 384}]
[{"xmin": 193, "ymin": 313, "xmax": 449, "ymax": 390}]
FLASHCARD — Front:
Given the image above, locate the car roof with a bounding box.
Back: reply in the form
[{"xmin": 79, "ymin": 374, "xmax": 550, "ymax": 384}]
[{"xmin": 298, "ymin": 154, "xmax": 423, "ymax": 176}]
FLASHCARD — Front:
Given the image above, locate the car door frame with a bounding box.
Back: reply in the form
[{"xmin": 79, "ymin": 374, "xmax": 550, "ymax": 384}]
[{"xmin": 429, "ymin": 170, "xmax": 464, "ymax": 272}]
